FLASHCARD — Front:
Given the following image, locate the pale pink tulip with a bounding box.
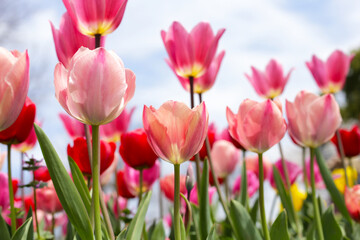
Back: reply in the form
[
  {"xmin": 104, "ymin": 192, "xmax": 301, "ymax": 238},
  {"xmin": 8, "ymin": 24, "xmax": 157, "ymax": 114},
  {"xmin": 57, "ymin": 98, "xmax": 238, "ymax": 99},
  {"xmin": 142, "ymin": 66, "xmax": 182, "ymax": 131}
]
[
  {"xmin": 211, "ymin": 140, "xmax": 240, "ymax": 179},
  {"xmin": 54, "ymin": 47, "xmax": 135, "ymax": 125},
  {"xmin": 124, "ymin": 161, "xmax": 160, "ymax": 196},
  {"xmin": 232, "ymin": 171, "xmax": 259, "ymax": 197},
  {"xmin": 59, "ymin": 113, "xmax": 85, "ymax": 139},
  {"xmin": 245, "ymin": 155, "xmax": 272, "ymax": 179},
  {"xmin": 189, "ymin": 184, "xmax": 216, "ymax": 206},
  {"xmin": 161, "ymin": 21, "xmax": 225, "ymax": 79},
  {"xmin": 100, "ymin": 106, "xmax": 135, "ymax": 142},
  {"xmin": 345, "ymin": 185, "xmax": 360, "ymax": 222},
  {"xmin": 306, "ymin": 50, "xmax": 353, "ymax": 94},
  {"xmin": 62, "ymin": 0, "xmax": 128, "ymax": 36},
  {"xmin": 226, "ymin": 99, "xmax": 287, "ymax": 153},
  {"xmin": 36, "ymin": 181, "xmax": 63, "ymax": 213},
  {"xmin": 245, "ymin": 59, "xmax": 293, "ymax": 99},
  {"xmin": 268, "ymin": 159, "xmax": 302, "ymax": 189},
  {"xmin": 0, "ymin": 48, "xmax": 30, "ymax": 131},
  {"xmin": 51, "ymin": 12, "xmax": 105, "ymax": 68},
  {"xmin": 143, "ymin": 101, "xmax": 208, "ymax": 164},
  {"xmin": 286, "ymin": 91, "xmax": 342, "ymax": 148}
]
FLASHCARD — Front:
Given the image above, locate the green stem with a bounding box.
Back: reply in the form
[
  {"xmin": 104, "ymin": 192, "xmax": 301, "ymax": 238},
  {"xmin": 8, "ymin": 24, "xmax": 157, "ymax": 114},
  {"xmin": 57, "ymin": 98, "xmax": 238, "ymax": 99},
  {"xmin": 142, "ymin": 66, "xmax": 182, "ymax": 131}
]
[
  {"xmin": 92, "ymin": 125, "xmax": 101, "ymax": 240},
  {"xmin": 302, "ymin": 147, "xmax": 309, "ymax": 193},
  {"xmin": 174, "ymin": 164, "xmax": 181, "ymax": 240},
  {"xmin": 310, "ymin": 148, "xmax": 324, "ymax": 240},
  {"xmin": 224, "ymin": 177, "xmax": 229, "ymax": 202},
  {"xmin": 258, "ymin": 153, "xmax": 270, "ymax": 240},
  {"xmin": 7, "ymin": 144, "xmax": 16, "ymax": 234},
  {"xmin": 138, "ymin": 169, "xmax": 148, "ymax": 240},
  {"xmin": 100, "ymin": 189, "xmax": 114, "ymax": 240},
  {"xmin": 336, "ymin": 129, "xmax": 349, "ymax": 186},
  {"xmin": 33, "ymin": 170, "xmax": 41, "ymax": 239},
  {"xmin": 51, "ymin": 212, "xmax": 55, "ymax": 236},
  {"xmin": 158, "ymin": 162, "xmax": 164, "ymax": 219},
  {"xmin": 20, "ymin": 152, "xmax": 25, "ymax": 222}
]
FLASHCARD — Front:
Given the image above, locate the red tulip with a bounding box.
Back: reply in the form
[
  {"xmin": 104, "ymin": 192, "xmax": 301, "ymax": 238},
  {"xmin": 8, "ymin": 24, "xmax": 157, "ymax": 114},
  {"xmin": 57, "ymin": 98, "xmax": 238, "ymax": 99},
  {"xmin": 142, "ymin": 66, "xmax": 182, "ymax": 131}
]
[
  {"xmin": 59, "ymin": 113, "xmax": 86, "ymax": 139},
  {"xmin": 116, "ymin": 170, "xmax": 135, "ymax": 199},
  {"xmin": 160, "ymin": 174, "xmax": 187, "ymax": 201},
  {"xmin": 119, "ymin": 128, "xmax": 158, "ymax": 169},
  {"xmin": 0, "ymin": 97, "xmax": 36, "ymax": 145},
  {"xmin": 331, "ymin": 125, "xmax": 360, "ymax": 158},
  {"xmin": 0, "ymin": 48, "xmax": 30, "ymax": 131},
  {"xmin": 67, "ymin": 137, "xmax": 116, "ymax": 175},
  {"xmin": 34, "ymin": 166, "xmax": 51, "ymax": 182},
  {"xmin": 306, "ymin": 50, "xmax": 353, "ymax": 94},
  {"xmin": 345, "ymin": 185, "xmax": 360, "ymax": 222},
  {"xmin": 13, "ymin": 120, "xmax": 41, "ymax": 153}
]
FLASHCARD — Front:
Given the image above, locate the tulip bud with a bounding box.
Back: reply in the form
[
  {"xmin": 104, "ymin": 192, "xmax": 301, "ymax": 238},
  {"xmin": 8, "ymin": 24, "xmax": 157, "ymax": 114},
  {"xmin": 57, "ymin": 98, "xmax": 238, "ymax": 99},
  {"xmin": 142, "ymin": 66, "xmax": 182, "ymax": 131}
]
[{"xmin": 186, "ymin": 164, "xmax": 195, "ymax": 193}]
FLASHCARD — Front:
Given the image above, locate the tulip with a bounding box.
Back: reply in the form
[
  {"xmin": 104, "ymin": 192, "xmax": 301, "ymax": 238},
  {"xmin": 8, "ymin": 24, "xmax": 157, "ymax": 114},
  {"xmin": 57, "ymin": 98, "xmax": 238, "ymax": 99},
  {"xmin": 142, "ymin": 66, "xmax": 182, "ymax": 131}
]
[
  {"xmin": 227, "ymin": 99, "xmax": 286, "ymax": 153},
  {"xmin": 67, "ymin": 137, "xmax": 116, "ymax": 175},
  {"xmin": 211, "ymin": 140, "xmax": 240, "ymax": 179},
  {"xmin": 36, "ymin": 180, "xmax": 63, "ymax": 213},
  {"xmin": 332, "ymin": 166, "xmax": 358, "ymax": 194},
  {"xmin": 245, "ymin": 59, "xmax": 293, "ymax": 99},
  {"xmin": 331, "ymin": 125, "xmax": 360, "ymax": 158},
  {"xmin": 217, "ymin": 127, "xmax": 245, "ymax": 150},
  {"xmin": 244, "ymin": 155, "xmax": 272, "ymax": 179},
  {"xmin": 269, "ymin": 159, "xmax": 302, "ymax": 189},
  {"xmin": 123, "ymin": 161, "xmax": 160, "ymax": 196},
  {"xmin": 185, "ymin": 164, "xmax": 195, "ymax": 193},
  {"xmin": 232, "ymin": 171, "xmax": 259, "ymax": 198},
  {"xmin": 143, "ymin": 101, "xmax": 208, "ymax": 165},
  {"xmin": 0, "ymin": 151, "xmax": 5, "ymax": 170},
  {"xmin": 100, "ymin": 107, "xmax": 135, "ymax": 142},
  {"xmin": 13, "ymin": 120, "xmax": 41, "ymax": 153},
  {"xmin": 161, "ymin": 21, "xmax": 225, "ymax": 79},
  {"xmin": 62, "ymin": 0, "xmax": 128, "ymax": 36},
  {"xmin": 345, "ymin": 185, "xmax": 360, "ymax": 222},
  {"xmin": 119, "ymin": 128, "xmax": 158, "ymax": 169},
  {"xmin": 306, "ymin": 50, "xmax": 353, "ymax": 94},
  {"xmin": 0, "ymin": 48, "xmax": 30, "ymax": 131},
  {"xmin": 286, "ymin": 91, "xmax": 342, "ymax": 148},
  {"xmin": 190, "ymin": 123, "xmax": 216, "ymax": 161},
  {"xmin": 51, "ymin": 12, "xmax": 105, "ymax": 68},
  {"xmin": 0, "ymin": 97, "xmax": 36, "ymax": 145},
  {"xmin": 116, "ymin": 170, "xmax": 135, "ymax": 199},
  {"xmin": 34, "ymin": 166, "xmax": 51, "ymax": 182},
  {"xmin": 112, "ymin": 196, "xmax": 127, "ymax": 218},
  {"xmin": 59, "ymin": 113, "xmax": 86, "ymax": 139},
  {"xmin": 189, "ymin": 184, "xmax": 216, "ymax": 206},
  {"xmin": 305, "ymin": 158, "xmax": 324, "ymax": 189},
  {"xmin": 54, "ymin": 47, "xmax": 135, "ymax": 126},
  {"xmin": 160, "ymin": 174, "xmax": 187, "ymax": 201}
]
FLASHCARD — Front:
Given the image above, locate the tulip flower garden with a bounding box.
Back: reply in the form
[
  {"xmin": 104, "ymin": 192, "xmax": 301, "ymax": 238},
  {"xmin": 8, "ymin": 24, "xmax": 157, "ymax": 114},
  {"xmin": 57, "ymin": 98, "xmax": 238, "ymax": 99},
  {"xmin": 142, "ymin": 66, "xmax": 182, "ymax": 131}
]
[{"xmin": 1, "ymin": 0, "xmax": 360, "ymax": 240}]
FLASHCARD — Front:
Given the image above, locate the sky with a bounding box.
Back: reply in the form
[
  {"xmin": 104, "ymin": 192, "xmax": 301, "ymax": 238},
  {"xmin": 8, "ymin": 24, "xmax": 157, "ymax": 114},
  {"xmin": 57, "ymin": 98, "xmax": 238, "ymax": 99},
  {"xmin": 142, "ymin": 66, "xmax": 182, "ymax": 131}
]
[{"xmin": 1, "ymin": 0, "xmax": 360, "ymax": 219}]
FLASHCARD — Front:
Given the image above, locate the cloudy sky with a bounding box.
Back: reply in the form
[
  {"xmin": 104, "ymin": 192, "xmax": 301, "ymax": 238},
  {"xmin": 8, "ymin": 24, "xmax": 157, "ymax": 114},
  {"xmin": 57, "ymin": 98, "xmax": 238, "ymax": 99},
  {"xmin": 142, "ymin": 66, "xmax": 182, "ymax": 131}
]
[{"xmin": 1, "ymin": 0, "xmax": 360, "ymax": 218}]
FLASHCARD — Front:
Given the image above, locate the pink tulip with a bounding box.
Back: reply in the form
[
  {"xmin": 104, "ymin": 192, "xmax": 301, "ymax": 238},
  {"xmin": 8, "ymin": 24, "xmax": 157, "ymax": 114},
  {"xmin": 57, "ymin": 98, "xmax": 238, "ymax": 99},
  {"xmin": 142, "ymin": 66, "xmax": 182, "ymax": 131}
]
[
  {"xmin": 62, "ymin": 0, "xmax": 128, "ymax": 36},
  {"xmin": 211, "ymin": 140, "xmax": 240, "ymax": 179},
  {"xmin": 123, "ymin": 161, "xmax": 160, "ymax": 196},
  {"xmin": 0, "ymin": 48, "xmax": 30, "ymax": 131},
  {"xmin": 36, "ymin": 180, "xmax": 63, "ymax": 213},
  {"xmin": 160, "ymin": 174, "xmax": 187, "ymax": 201},
  {"xmin": 13, "ymin": 120, "xmax": 41, "ymax": 153},
  {"xmin": 54, "ymin": 47, "xmax": 135, "ymax": 125},
  {"xmin": 100, "ymin": 107, "xmax": 135, "ymax": 142},
  {"xmin": 345, "ymin": 185, "xmax": 360, "ymax": 222},
  {"xmin": 113, "ymin": 196, "xmax": 127, "ymax": 218},
  {"xmin": 268, "ymin": 159, "xmax": 302, "ymax": 189},
  {"xmin": 226, "ymin": 99, "xmax": 287, "ymax": 153},
  {"xmin": 51, "ymin": 12, "xmax": 105, "ymax": 68},
  {"xmin": 245, "ymin": 59, "xmax": 293, "ymax": 99},
  {"xmin": 232, "ymin": 171, "xmax": 259, "ymax": 198},
  {"xmin": 161, "ymin": 21, "xmax": 225, "ymax": 79},
  {"xmin": 0, "ymin": 173, "xmax": 9, "ymax": 217},
  {"xmin": 143, "ymin": 101, "xmax": 208, "ymax": 164},
  {"xmin": 305, "ymin": 158, "xmax": 324, "ymax": 189},
  {"xmin": 59, "ymin": 113, "xmax": 86, "ymax": 139},
  {"xmin": 306, "ymin": 50, "xmax": 353, "ymax": 94},
  {"xmin": 245, "ymin": 155, "xmax": 272, "ymax": 179},
  {"xmin": 286, "ymin": 91, "xmax": 342, "ymax": 148},
  {"xmin": 189, "ymin": 184, "xmax": 216, "ymax": 206}
]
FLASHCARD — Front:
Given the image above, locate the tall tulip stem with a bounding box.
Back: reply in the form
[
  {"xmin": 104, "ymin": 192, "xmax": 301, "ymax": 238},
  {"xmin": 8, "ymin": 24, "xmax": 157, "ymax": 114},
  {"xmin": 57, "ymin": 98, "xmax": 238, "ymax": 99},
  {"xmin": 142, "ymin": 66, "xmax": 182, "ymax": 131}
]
[
  {"xmin": 92, "ymin": 125, "xmax": 101, "ymax": 240},
  {"xmin": 174, "ymin": 164, "xmax": 181, "ymax": 240},
  {"xmin": 33, "ymin": 170, "xmax": 41, "ymax": 239},
  {"xmin": 258, "ymin": 153, "xmax": 271, "ymax": 240},
  {"xmin": 335, "ymin": 129, "xmax": 349, "ymax": 187},
  {"xmin": 302, "ymin": 147, "xmax": 309, "ymax": 192},
  {"xmin": 310, "ymin": 148, "xmax": 324, "ymax": 240},
  {"xmin": 20, "ymin": 152, "xmax": 25, "ymax": 221},
  {"xmin": 7, "ymin": 144, "xmax": 16, "ymax": 234}
]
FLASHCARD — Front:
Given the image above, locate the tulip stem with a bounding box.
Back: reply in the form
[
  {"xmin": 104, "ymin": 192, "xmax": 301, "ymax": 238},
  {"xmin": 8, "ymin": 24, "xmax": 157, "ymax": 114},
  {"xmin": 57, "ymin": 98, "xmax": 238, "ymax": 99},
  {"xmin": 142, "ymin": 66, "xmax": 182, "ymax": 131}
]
[
  {"xmin": 95, "ymin": 34, "xmax": 101, "ymax": 49},
  {"xmin": 310, "ymin": 148, "xmax": 324, "ymax": 240},
  {"xmin": 91, "ymin": 125, "xmax": 102, "ymax": 240},
  {"xmin": 336, "ymin": 129, "xmax": 349, "ymax": 187},
  {"xmin": 138, "ymin": 169, "xmax": 149, "ymax": 240},
  {"xmin": 158, "ymin": 162, "xmax": 164, "ymax": 218},
  {"xmin": 302, "ymin": 147, "xmax": 309, "ymax": 193},
  {"xmin": 32, "ymin": 168, "xmax": 41, "ymax": 239},
  {"xmin": 224, "ymin": 177, "xmax": 229, "ymax": 202},
  {"xmin": 258, "ymin": 153, "xmax": 271, "ymax": 240},
  {"xmin": 20, "ymin": 152, "xmax": 25, "ymax": 222},
  {"xmin": 7, "ymin": 144, "xmax": 16, "ymax": 234},
  {"xmin": 51, "ymin": 212, "xmax": 55, "ymax": 235},
  {"xmin": 174, "ymin": 164, "xmax": 181, "ymax": 240}
]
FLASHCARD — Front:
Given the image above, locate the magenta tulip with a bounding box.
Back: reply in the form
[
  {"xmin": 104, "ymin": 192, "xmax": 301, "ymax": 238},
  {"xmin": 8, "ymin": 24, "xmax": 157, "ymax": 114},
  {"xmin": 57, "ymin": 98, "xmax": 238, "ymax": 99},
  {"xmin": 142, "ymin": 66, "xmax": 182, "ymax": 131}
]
[
  {"xmin": 143, "ymin": 101, "xmax": 208, "ymax": 164},
  {"xmin": 245, "ymin": 59, "xmax": 293, "ymax": 99},
  {"xmin": 59, "ymin": 113, "xmax": 86, "ymax": 139},
  {"xmin": 232, "ymin": 171, "xmax": 259, "ymax": 198},
  {"xmin": 226, "ymin": 99, "xmax": 287, "ymax": 153},
  {"xmin": 306, "ymin": 50, "xmax": 353, "ymax": 94},
  {"xmin": 0, "ymin": 48, "xmax": 30, "ymax": 131},
  {"xmin": 268, "ymin": 159, "xmax": 302, "ymax": 189},
  {"xmin": 62, "ymin": 0, "xmax": 128, "ymax": 36},
  {"xmin": 286, "ymin": 91, "xmax": 342, "ymax": 148},
  {"xmin": 161, "ymin": 21, "xmax": 225, "ymax": 79},
  {"xmin": 189, "ymin": 184, "xmax": 216, "ymax": 206},
  {"xmin": 54, "ymin": 47, "xmax": 135, "ymax": 125},
  {"xmin": 211, "ymin": 140, "xmax": 240, "ymax": 179},
  {"xmin": 51, "ymin": 12, "xmax": 105, "ymax": 68}
]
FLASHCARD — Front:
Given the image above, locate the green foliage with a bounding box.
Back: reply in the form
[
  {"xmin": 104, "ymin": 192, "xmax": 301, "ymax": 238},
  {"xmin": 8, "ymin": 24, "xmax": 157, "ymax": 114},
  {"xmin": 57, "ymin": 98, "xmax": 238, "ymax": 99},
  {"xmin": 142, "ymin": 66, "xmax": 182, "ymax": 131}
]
[
  {"xmin": 11, "ymin": 217, "xmax": 32, "ymax": 240},
  {"xmin": 270, "ymin": 211, "xmax": 290, "ymax": 240},
  {"xmin": 0, "ymin": 211, "xmax": 11, "ymax": 240},
  {"xmin": 199, "ymin": 159, "xmax": 212, "ymax": 240}
]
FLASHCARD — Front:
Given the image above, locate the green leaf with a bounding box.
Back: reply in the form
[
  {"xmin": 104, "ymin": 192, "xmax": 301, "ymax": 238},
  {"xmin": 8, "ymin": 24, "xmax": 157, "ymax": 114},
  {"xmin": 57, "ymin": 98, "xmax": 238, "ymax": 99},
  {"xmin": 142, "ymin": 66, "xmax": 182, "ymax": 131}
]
[
  {"xmin": 272, "ymin": 166, "xmax": 297, "ymax": 229},
  {"xmin": 68, "ymin": 156, "xmax": 91, "ymax": 214},
  {"xmin": 34, "ymin": 124, "xmax": 94, "ymax": 240},
  {"xmin": 0, "ymin": 210, "xmax": 10, "ymax": 240},
  {"xmin": 191, "ymin": 204, "xmax": 201, "ymax": 240},
  {"xmin": 125, "ymin": 191, "xmax": 152, "ymax": 240},
  {"xmin": 25, "ymin": 207, "xmax": 33, "ymax": 240},
  {"xmin": 65, "ymin": 221, "xmax": 75, "ymax": 240},
  {"xmin": 321, "ymin": 205, "xmax": 343, "ymax": 240},
  {"xmin": 180, "ymin": 216, "xmax": 186, "ymax": 240},
  {"xmin": 199, "ymin": 159, "xmax": 211, "ymax": 240},
  {"xmin": 315, "ymin": 148, "xmax": 352, "ymax": 222},
  {"xmin": 270, "ymin": 211, "xmax": 290, "ymax": 240},
  {"xmin": 239, "ymin": 160, "xmax": 248, "ymax": 206},
  {"xmin": 11, "ymin": 217, "xmax": 32, "ymax": 240},
  {"xmin": 116, "ymin": 229, "xmax": 127, "ymax": 240},
  {"xmin": 149, "ymin": 221, "xmax": 165, "ymax": 240},
  {"xmin": 229, "ymin": 200, "xmax": 262, "ymax": 240},
  {"xmin": 250, "ymin": 199, "xmax": 259, "ymax": 224},
  {"xmin": 206, "ymin": 225, "xmax": 217, "ymax": 240}
]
